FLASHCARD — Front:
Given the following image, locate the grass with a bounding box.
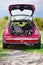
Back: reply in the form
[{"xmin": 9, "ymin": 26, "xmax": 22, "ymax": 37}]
[
  {"xmin": 41, "ymin": 31, "xmax": 43, "ymax": 43},
  {"xmin": 0, "ymin": 40, "xmax": 10, "ymax": 58},
  {"xmin": 0, "ymin": 19, "xmax": 9, "ymax": 38},
  {"xmin": 0, "ymin": 19, "xmax": 10, "ymax": 58}
]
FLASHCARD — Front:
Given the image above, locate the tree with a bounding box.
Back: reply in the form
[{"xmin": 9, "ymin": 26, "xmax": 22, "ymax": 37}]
[{"xmin": 3, "ymin": 16, "xmax": 9, "ymax": 20}]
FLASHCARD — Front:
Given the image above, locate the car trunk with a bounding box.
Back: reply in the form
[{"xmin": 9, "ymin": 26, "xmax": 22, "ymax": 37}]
[{"xmin": 10, "ymin": 20, "xmax": 34, "ymax": 36}]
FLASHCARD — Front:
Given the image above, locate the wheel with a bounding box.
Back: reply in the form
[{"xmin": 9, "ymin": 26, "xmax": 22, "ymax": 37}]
[
  {"xmin": 34, "ymin": 40, "xmax": 41, "ymax": 49},
  {"xmin": 2, "ymin": 34, "xmax": 8, "ymax": 49},
  {"xmin": 3, "ymin": 42, "xmax": 7, "ymax": 49}
]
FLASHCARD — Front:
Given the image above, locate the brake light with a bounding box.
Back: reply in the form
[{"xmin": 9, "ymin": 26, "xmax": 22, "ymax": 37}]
[
  {"xmin": 5, "ymin": 28, "xmax": 10, "ymax": 35},
  {"xmin": 34, "ymin": 29, "xmax": 39, "ymax": 35}
]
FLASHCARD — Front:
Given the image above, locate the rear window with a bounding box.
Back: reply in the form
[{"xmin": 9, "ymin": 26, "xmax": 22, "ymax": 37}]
[{"xmin": 11, "ymin": 10, "xmax": 32, "ymax": 16}]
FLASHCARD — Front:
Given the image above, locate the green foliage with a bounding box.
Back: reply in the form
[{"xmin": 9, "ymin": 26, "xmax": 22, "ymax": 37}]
[
  {"xmin": 3, "ymin": 16, "xmax": 9, "ymax": 20},
  {"xmin": 0, "ymin": 40, "xmax": 10, "ymax": 58},
  {"xmin": 34, "ymin": 17, "xmax": 43, "ymax": 30},
  {"xmin": 0, "ymin": 18, "xmax": 9, "ymax": 38}
]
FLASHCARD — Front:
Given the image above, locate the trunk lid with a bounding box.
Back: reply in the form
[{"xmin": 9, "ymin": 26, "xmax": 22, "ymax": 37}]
[{"xmin": 9, "ymin": 4, "xmax": 35, "ymax": 16}]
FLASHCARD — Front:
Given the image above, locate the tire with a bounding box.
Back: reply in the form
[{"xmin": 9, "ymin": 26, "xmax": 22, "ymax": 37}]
[
  {"xmin": 2, "ymin": 34, "xmax": 8, "ymax": 49},
  {"xmin": 34, "ymin": 40, "xmax": 41, "ymax": 49},
  {"xmin": 3, "ymin": 42, "xmax": 7, "ymax": 49}
]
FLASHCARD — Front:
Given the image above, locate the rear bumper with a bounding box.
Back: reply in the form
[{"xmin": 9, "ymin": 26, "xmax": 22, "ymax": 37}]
[
  {"xmin": 4, "ymin": 36, "xmax": 40, "ymax": 44},
  {"xmin": 3, "ymin": 42, "xmax": 39, "ymax": 46}
]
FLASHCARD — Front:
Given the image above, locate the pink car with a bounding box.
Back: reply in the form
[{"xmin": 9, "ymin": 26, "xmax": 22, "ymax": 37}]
[{"xmin": 3, "ymin": 4, "xmax": 41, "ymax": 49}]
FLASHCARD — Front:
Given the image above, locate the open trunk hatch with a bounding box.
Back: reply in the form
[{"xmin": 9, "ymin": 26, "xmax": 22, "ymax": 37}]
[{"xmin": 9, "ymin": 4, "xmax": 35, "ymax": 16}]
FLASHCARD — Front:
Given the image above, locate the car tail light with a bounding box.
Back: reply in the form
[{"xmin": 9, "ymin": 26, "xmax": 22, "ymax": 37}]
[
  {"xmin": 34, "ymin": 29, "xmax": 39, "ymax": 35},
  {"xmin": 5, "ymin": 28, "xmax": 10, "ymax": 36}
]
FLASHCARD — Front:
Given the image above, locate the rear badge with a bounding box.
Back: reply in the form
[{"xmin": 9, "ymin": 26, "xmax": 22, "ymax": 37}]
[{"xmin": 21, "ymin": 40, "xmax": 23, "ymax": 42}]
